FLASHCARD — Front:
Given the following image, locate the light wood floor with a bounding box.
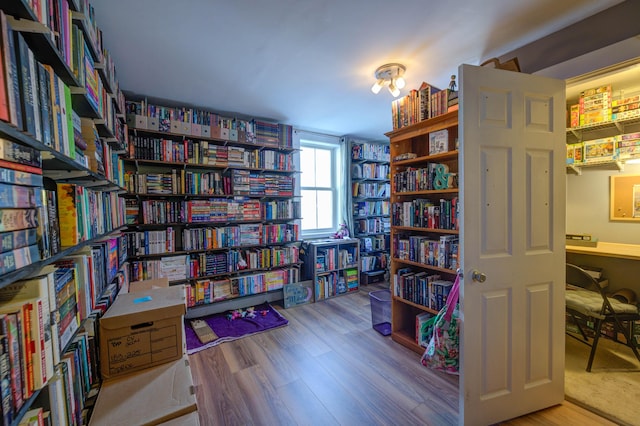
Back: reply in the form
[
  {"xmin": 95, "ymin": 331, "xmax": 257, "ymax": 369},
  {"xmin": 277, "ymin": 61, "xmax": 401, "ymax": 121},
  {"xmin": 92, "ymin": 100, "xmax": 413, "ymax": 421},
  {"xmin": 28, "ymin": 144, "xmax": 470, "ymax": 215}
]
[{"xmin": 189, "ymin": 283, "xmax": 614, "ymax": 426}]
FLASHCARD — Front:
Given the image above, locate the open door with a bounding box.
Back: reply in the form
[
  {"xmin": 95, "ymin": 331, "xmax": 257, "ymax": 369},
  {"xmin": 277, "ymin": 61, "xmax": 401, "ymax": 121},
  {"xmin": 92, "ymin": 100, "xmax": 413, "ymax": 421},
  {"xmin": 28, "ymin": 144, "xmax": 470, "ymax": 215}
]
[{"xmin": 458, "ymin": 64, "xmax": 566, "ymax": 425}]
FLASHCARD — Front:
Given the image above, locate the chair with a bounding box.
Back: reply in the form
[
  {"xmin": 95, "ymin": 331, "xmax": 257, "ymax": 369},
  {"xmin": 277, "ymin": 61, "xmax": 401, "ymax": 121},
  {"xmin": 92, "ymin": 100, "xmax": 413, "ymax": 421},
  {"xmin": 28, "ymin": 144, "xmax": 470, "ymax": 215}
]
[{"xmin": 565, "ymin": 263, "xmax": 640, "ymax": 372}]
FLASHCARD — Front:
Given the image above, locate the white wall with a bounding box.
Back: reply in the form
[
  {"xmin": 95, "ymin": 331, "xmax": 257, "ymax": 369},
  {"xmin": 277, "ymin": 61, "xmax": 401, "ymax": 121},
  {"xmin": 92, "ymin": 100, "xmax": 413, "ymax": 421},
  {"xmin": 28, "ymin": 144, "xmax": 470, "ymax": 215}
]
[{"xmin": 566, "ymin": 163, "xmax": 640, "ymax": 244}]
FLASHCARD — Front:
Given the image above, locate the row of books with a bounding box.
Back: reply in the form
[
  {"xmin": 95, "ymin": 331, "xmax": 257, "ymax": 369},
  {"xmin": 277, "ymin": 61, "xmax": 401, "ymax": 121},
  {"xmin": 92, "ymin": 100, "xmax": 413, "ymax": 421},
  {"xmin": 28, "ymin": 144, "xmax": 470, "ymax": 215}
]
[
  {"xmin": 360, "ymin": 234, "xmax": 389, "ymax": 253},
  {"xmin": 125, "ymin": 168, "xmax": 295, "ymax": 197},
  {"xmin": 0, "ymin": 238, "xmax": 123, "ymax": 425},
  {"xmin": 353, "ymin": 200, "xmax": 390, "ymax": 217},
  {"xmin": 351, "ymin": 162, "xmax": 389, "ymax": 180},
  {"xmin": 361, "ymin": 252, "xmax": 388, "ymax": 272},
  {"xmin": 351, "ymin": 142, "xmax": 390, "ymax": 162},
  {"xmin": 134, "ymin": 197, "xmax": 296, "ymax": 225},
  {"xmin": 181, "ymin": 223, "xmax": 298, "ymax": 252},
  {"xmin": 184, "ymin": 267, "xmax": 300, "ymax": 306},
  {"xmin": 394, "ymin": 267, "xmax": 454, "ymax": 311},
  {"xmin": 314, "ymin": 268, "xmax": 358, "ymax": 301},
  {"xmin": 391, "ymin": 82, "xmax": 458, "ymax": 130},
  {"xmin": 228, "ymin": 170, "xmax": 294, "ymax": 197},
  {"xmin": 0, "ymin": 9, "xmax": 125, "ymax": 163},
  {"xmin": 125, "ymin": 101, "xmax": 294, "ymax": 149},
  {"xmin": 352, "ymin": 181, "xmax": 390, "ymax": 198},
  {"xmin": 566, "ymin": 132, "xmax": 640, "ymax": 165},
  {"xmin": 393, "ymin": 162, "xmax": 457, "ymax": 192},
  {"xmin": 392, "ymin": 197, "xmax": 459, "ymax": 231},
  {"xmin": 128, "ymin": 135, "xmax": 295, "ymax": 170},
  {"xmin": 354, "ymin": 217, "xmax": 390, "ymax": 235},
  {"xmin": 394, "ymin": 234, "xmax": 459, "ymax": 271}
]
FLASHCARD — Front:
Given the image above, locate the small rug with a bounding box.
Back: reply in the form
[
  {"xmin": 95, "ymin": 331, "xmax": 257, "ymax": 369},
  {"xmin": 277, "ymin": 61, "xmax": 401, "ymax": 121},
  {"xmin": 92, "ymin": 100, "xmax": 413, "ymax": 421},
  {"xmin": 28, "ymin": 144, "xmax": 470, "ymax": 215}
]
[{"xmin": 185, "ymin": 302, "xmax": 288, "ymax": 354}]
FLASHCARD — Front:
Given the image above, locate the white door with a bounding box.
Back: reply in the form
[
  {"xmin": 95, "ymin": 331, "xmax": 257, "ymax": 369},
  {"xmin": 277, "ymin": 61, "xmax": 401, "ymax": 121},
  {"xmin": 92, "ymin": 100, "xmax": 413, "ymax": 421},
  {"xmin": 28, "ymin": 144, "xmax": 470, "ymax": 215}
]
[{"xmin": 459, "ymin": 64, "xmax": 566, "ymax": 425}]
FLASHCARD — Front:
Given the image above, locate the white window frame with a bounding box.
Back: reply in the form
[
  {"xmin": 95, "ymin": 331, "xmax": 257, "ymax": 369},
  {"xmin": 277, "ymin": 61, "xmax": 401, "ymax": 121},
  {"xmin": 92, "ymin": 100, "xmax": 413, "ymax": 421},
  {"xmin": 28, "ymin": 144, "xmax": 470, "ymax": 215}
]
[{"xmin": 294, "ymin": 130, "xmax": 343, "ymax": 239}]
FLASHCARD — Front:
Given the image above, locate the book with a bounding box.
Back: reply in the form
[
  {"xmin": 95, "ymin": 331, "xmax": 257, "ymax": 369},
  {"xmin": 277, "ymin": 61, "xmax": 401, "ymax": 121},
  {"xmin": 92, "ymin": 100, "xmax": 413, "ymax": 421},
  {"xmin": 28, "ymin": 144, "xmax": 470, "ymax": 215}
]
[
  {"xmin": 13, "ymin": 32, "xmax": 37, "ymax": 138},
  {"xmin": 0, "ymin": 301, "xmax": 33, "ymax": 401},
  {"xmin": 26, "ymin": 37, "xmax": 41, "ymax": 142},
  {"xmin": 0, "ymin": 167, "xmax": 43, "ymax": 186},
  {"xmin": 36, "ymin": 61, "xmax": 53, "ymax": 147},
  {"xmin": 0, "ymin": 138, "xmax": 41, "ymax": 169},
  {"xmin": 0, "ymin": 11, "xmax": 8, "ymax": 123},
  {"xmin": 0, "ymin": 316, "xmax": 13, "ymax": 426},
  {"xmin": 0, "ymin": 228, "xmax": 37, "ymax": 254},
  {"xmin": 0, "ymin": 11, "xmax": 22, "ymax": 128},
  {"xmin": 0, "ymin": 159, "xmax": 42, "ymax": 175},
  {"xmin": 18, "ymin": 407, "xmax": 43, "ymax": 425},
  {"xmin": 0, "ymin": 274, "xmax": 55, "ymax": 389},
  {"xmin": 0, "ymin": 209, "xmax": 38, "ymax": 232},
  {"xmin": 0, "ymin": 182, "xmax": 42, "ymax": 209},
  {"xmin": 4, "ymin": 313, "xmax": 22, "ymax": 413},
  {"xmin": 0, "ymin": 244, "xmax": 41, "ymax": 274},
  {"xmin": 56, "ymin": 183, "xmax": 78, "ymax": 246}
]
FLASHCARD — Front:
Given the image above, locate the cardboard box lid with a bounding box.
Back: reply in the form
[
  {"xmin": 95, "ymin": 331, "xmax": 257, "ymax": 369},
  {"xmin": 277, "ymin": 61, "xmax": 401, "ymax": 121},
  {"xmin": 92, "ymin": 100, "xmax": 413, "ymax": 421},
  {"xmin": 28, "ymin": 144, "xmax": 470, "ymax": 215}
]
[
  {"xmin": 100, "ymin": 285, "xmax": 186, "ymax": 330},
  {"xmin": 90, "ymin": 357, "xmax": 197, "ymax": 426},
  {"xmin": 129, "ymin": 277, "xmax": 170, "ymax": 293}
]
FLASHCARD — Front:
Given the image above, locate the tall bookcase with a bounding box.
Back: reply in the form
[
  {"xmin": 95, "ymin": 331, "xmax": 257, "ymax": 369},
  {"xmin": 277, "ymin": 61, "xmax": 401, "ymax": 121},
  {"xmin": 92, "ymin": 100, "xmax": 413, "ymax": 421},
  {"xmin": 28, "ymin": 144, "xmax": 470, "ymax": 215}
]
[
  {"xmin": 350, "ymin": 140, "xmax": 390, "ymax": 285},
  {"xmin": 302, "ymin": 239, "xmax": 360, "ymax": 301},
  {"xmin": 123, "ymin": 101, "xmax": 302, "ymax": 318},
  {"xmin": 387, "ymin": 111, "xmax": 459, "ymax": 354},
  {"xmin": 0, "ymin": 1, "xmax": 128, "ymax": 424}
]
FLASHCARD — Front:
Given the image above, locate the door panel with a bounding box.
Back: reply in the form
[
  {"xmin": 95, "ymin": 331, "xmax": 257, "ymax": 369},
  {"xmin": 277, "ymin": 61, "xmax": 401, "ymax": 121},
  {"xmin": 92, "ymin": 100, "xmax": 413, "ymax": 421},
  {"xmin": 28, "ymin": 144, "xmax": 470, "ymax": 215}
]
[{"xmin": 459, "ymin": 64, "xmax": 565, "ymax": 426}]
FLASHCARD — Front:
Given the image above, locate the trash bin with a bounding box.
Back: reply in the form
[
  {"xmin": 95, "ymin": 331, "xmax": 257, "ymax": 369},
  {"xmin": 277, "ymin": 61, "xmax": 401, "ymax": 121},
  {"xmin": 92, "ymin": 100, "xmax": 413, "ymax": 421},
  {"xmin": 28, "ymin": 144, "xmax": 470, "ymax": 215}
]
[{"xmin": 369, "ymin": 289, "xmax": 391, "ymax": 336}]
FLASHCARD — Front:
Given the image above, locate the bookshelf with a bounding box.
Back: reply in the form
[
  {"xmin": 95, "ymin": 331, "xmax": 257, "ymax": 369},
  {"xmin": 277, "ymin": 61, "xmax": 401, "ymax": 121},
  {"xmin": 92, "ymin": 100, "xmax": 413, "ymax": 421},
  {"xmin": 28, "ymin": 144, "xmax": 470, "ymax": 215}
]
[
  {"xmin": 122, "ymin": 103, "xmax": 303, "ymax": 318},
  {"xmin": 387, "ymin": 110, "xmax": 459, "ymax": 354},
  {"xmin": 303, "ymin": 239, "xmax": 359, "ymax": 301},
  {"xmin": 350, "ymin": 139, "xmax": 390, "ymax": 285},
  {"xmin": 0, "ymin": 1, "xmax": 128, "ymax": 424}
]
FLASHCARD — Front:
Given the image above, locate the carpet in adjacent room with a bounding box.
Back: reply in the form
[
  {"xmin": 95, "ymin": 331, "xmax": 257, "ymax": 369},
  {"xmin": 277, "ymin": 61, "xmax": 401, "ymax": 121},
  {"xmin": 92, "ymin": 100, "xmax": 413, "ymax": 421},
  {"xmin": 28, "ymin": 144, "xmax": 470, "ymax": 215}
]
[
  {"xmin": 185, "ymin": 302, "xmax": 288, "ymax": 354},
  {"xmin": 565, "ymin": 334, "xmax": 640, "ymax": 426}
]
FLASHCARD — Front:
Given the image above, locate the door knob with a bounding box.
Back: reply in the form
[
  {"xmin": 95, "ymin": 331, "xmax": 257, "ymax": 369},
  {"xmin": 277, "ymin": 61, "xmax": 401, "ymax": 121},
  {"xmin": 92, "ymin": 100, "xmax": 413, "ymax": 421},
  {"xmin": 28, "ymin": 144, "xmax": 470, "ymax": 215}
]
[{"xmin": 472, "ymin": 270, "xmax": 486, "ymax": 283}]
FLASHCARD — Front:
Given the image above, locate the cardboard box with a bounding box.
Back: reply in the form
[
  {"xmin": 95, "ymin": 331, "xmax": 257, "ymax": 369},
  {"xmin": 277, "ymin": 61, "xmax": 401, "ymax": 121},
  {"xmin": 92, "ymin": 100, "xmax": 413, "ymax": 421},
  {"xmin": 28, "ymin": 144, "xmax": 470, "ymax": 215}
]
[
  {"xmin": 128, "ymin": 277, "xmax": 170, "ymax": 293},
  {"xmin": 99, "ymin": 285, "xmax": 186, "ymax": 380},
  {"xmin": 90, "ymin": 357, "xmax": 197, "ymax": 426},
  {"xmin": 158, "ymin": 411, "xmax": 200, "ymax": 426}
]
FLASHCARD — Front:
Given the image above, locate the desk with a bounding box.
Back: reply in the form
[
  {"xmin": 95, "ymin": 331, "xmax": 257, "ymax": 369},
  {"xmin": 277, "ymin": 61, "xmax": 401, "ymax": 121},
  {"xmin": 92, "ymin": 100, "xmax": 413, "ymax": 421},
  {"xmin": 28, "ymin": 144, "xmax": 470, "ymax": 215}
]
[
  {"xmin": 566, "ymin": 242, "xmax": 640, "ymax": 294},
  {"xmin": 566, "ymin": 242, "xmax": 640, "ymax": 261}
]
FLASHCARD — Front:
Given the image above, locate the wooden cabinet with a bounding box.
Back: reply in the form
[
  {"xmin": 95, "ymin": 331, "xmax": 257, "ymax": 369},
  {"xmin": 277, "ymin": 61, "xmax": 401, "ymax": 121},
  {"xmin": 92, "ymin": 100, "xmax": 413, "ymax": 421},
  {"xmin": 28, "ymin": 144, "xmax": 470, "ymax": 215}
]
[
  {"xmin": 350, "ymin": 139, "xmax": 390, "ymax": 285},
  {"xmin": 303, "ymin": 239, "xmax": 359, "ymax": 301},
  {"xmin": 387, "ymin": 111, "xmax": 459, "ymax": 354}
]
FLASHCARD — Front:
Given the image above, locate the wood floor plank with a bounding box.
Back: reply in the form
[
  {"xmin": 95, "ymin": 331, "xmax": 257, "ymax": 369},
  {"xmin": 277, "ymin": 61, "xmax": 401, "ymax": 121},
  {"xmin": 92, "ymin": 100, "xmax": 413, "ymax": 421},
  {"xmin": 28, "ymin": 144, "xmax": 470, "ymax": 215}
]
[{"xmin": 189, "ymin": 283, "xmax": 612, "ymax": 425}]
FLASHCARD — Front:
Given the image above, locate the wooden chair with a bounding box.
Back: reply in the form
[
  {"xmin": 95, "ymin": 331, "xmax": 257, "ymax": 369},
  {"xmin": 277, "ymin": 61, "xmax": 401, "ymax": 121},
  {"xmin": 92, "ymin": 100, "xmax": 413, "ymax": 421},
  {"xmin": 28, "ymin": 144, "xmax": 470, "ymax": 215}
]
[{"xmin": 565, "ymin": 263, "xmax": 640, "ymax": 371}]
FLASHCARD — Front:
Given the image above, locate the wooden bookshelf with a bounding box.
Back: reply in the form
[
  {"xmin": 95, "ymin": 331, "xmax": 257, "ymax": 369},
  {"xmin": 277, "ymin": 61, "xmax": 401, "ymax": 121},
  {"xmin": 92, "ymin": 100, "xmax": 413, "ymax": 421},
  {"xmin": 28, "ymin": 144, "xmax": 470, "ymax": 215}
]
[{"xmin": 387, "ymin": 111, "xmax": 459, "ymax": 354}]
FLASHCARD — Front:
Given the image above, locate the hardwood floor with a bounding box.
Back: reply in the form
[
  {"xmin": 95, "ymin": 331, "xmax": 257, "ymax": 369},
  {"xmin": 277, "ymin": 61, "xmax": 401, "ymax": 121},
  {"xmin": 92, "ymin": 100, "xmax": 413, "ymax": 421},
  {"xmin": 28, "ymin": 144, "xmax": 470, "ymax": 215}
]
[{"xmin": 189, "ymin": 283, "xmax": 613, "ymax": 426}]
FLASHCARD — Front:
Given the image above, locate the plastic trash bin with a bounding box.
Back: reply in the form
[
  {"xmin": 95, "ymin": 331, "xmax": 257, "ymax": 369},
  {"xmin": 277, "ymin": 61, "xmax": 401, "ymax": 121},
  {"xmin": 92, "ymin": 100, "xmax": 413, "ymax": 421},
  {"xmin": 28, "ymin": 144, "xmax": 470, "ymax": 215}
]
[{"xmin": 369, "ymin": 289, "xmax": 391, "ymax": 336}]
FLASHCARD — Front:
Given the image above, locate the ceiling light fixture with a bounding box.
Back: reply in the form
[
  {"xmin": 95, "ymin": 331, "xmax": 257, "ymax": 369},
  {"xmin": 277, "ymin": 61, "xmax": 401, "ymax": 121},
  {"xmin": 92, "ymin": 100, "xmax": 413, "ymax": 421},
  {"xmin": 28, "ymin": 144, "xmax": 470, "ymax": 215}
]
[{"xmin": 371, "ymin": 63, "xmax": 406, "ymax": 97}]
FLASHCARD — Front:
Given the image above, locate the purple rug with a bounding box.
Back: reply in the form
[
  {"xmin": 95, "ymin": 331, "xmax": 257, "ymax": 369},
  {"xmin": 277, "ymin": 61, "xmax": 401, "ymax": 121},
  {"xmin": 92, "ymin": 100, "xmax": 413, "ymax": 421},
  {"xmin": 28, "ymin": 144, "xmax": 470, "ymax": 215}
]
[{"xmin": 185, "ymin": 302, "xmax": 288, "ymax": 354}]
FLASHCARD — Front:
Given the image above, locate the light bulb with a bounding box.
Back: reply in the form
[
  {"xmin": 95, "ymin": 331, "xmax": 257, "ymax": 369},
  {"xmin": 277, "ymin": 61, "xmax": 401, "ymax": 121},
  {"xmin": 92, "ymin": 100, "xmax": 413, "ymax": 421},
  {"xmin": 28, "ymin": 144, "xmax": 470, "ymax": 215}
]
[
  {"xmin": 388, "ymin": 80, "xmax": 400, "ymax": 97},
  {"xmin": 371, "ymin": 79, "xmax": 384, "ymax": 94},
  {"xmin": 395, "ymin": 76, "xmax": 406, "ymax": 89}
]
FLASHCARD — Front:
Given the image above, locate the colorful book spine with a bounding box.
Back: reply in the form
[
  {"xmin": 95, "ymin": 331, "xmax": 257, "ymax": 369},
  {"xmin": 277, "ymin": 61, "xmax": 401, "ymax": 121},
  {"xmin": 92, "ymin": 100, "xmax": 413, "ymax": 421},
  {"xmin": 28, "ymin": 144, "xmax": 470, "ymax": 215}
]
[
  {"xmin": 0, "ymin": 183, "xmax": 42, "ymax": 209},
  {"xmin": 0, "ymin": 139, "xmax": 41, "ymax": 169},
  {"xmin": 0, "ymin": 244, "xmax": 41, "ymax": 275},
  {"xmin": 0, "ymin": 209, "xmax": 38, "ymax": 232}
]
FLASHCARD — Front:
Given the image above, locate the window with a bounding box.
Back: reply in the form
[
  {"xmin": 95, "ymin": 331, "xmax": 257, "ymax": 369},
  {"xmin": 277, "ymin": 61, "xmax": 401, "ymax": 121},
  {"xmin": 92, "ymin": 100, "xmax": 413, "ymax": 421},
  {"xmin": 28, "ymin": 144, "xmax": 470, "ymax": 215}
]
[{"xmin": 295, "ymin": 131, "xmax": 343, "ymax": 238}]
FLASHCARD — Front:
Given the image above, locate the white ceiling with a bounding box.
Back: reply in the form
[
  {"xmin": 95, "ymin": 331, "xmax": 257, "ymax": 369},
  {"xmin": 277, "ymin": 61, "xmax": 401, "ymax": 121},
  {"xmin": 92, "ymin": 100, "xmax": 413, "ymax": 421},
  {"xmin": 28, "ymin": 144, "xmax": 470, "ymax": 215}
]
[{"xmin": 90, "ymin": 0, "xmax": 626, "ymax": 140}]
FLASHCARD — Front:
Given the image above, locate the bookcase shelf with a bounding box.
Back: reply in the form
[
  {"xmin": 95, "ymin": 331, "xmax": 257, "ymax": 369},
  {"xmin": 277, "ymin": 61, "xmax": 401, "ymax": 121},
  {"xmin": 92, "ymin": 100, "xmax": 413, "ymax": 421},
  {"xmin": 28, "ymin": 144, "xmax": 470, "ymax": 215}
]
[
  {"xmin": 302, "ymin": 239, "xmax": 360, "ymax": 301},
  {"xmin": 123, "ymin": 107, "xmax": 301, "ymax": 311},
  {"xmin": 350, "ymin": 139, "xmax": 390, "ymax": 282},
  {"xmin": 388, "ymin": 112, "xmax": 459, "ymax": 354},
  {"xmin": 1, "ymin": 1, "xmax": 127, "ymax": 424}
]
